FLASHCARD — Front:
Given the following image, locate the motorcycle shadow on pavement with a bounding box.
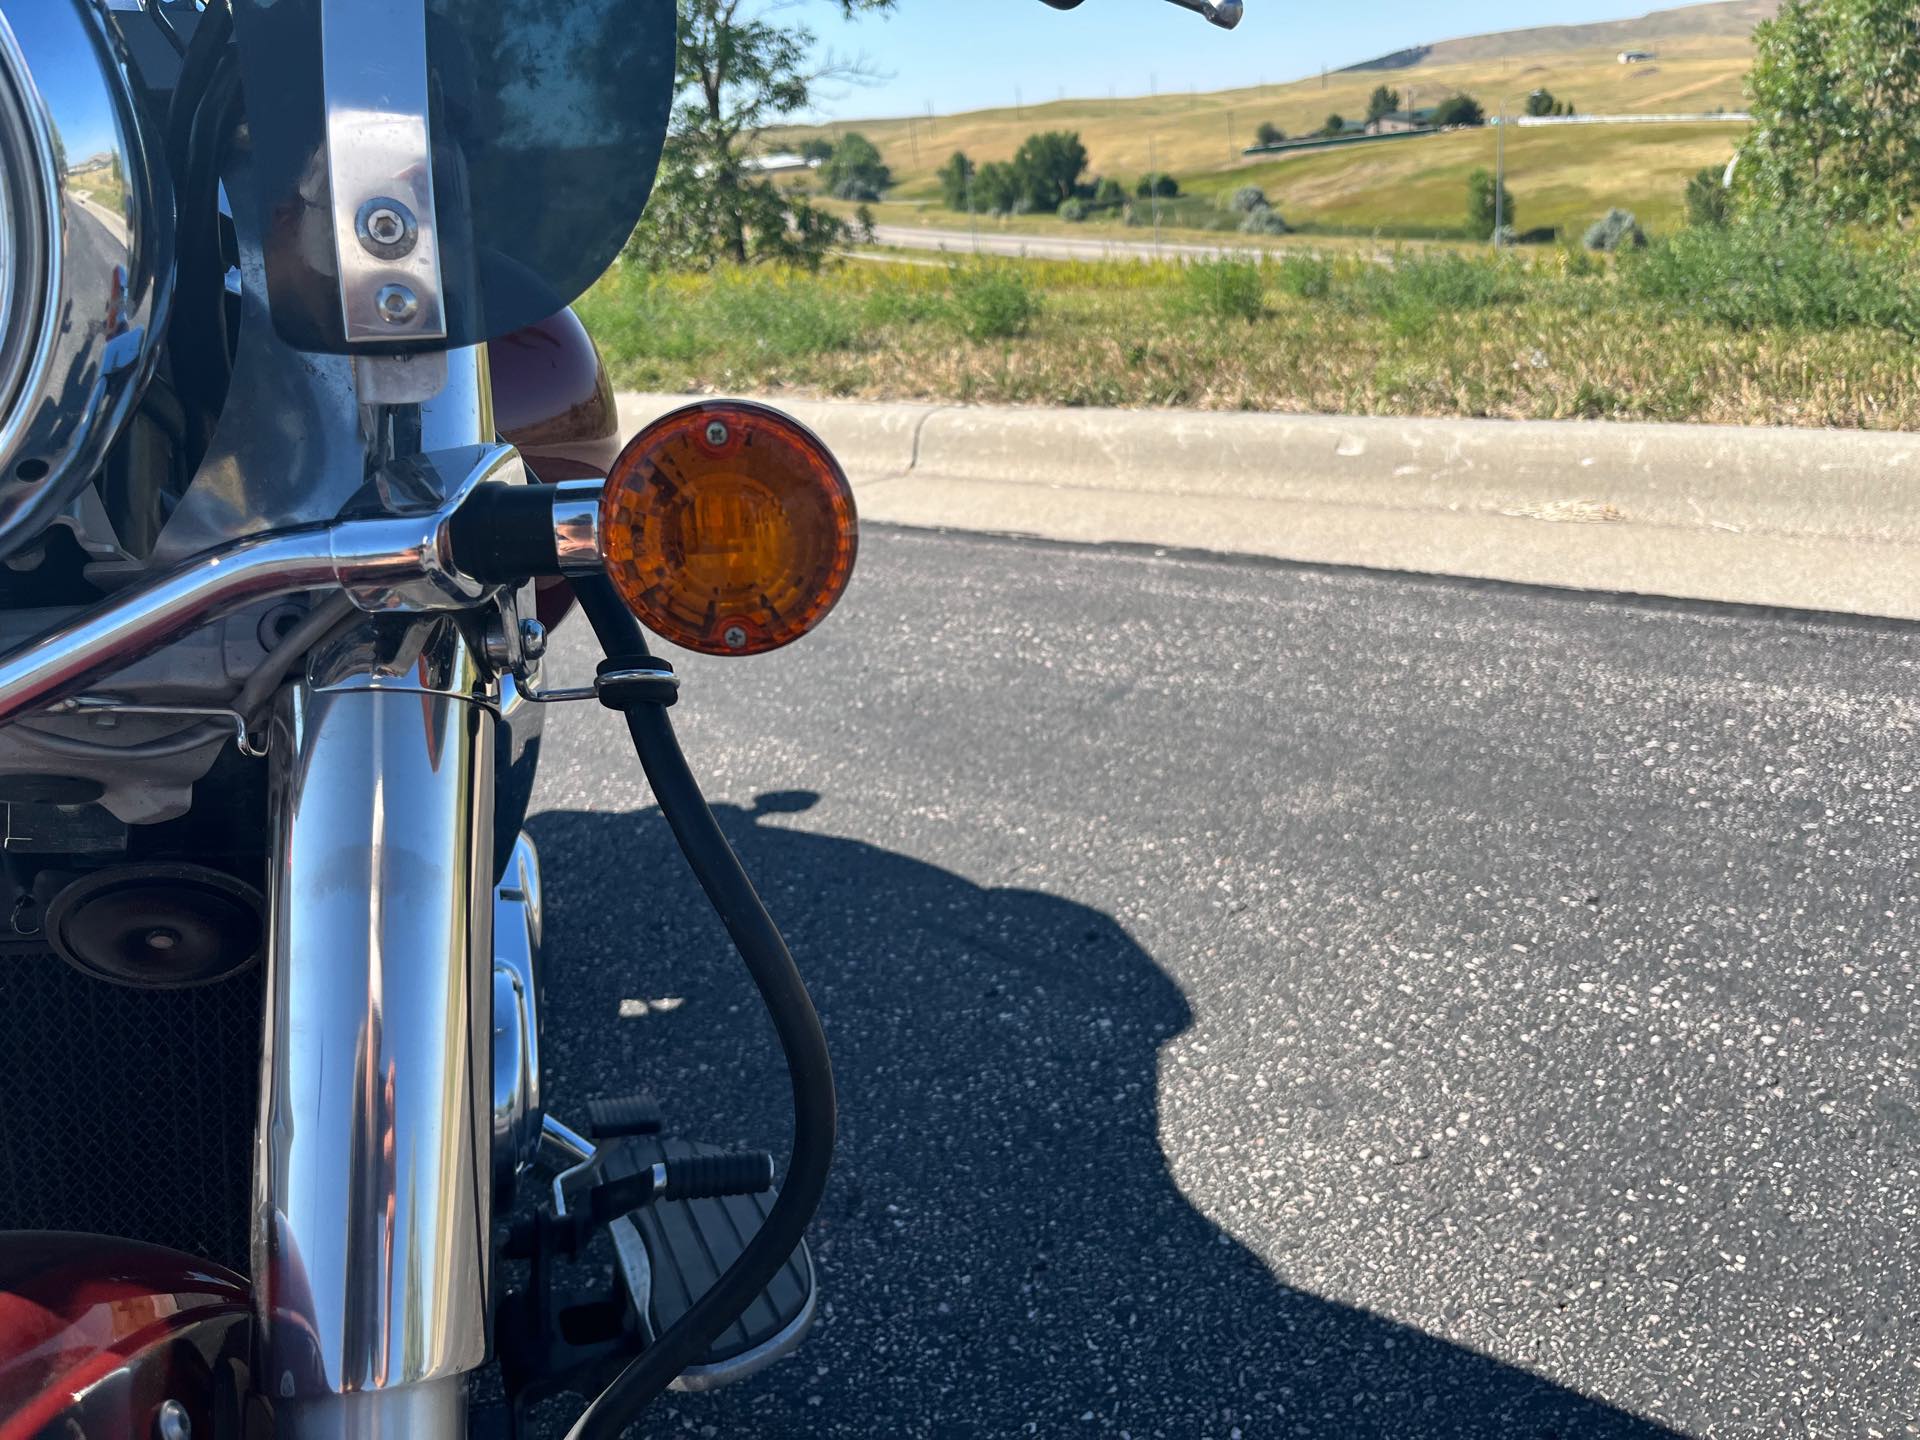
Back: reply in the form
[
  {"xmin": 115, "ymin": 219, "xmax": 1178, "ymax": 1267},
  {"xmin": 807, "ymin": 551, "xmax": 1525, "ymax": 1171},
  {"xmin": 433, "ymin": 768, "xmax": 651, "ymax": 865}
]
[{"xmin": 529, "ymin": 795, "xmax": 1678, "ymax": 1440}]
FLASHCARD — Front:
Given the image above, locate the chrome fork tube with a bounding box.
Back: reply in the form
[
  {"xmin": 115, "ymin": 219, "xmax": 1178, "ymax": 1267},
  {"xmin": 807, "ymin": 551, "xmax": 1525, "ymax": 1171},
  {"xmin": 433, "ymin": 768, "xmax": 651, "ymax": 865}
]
[{"xmin": 254, "ymin": 613, "xmax": 496, "ymax": 1438}]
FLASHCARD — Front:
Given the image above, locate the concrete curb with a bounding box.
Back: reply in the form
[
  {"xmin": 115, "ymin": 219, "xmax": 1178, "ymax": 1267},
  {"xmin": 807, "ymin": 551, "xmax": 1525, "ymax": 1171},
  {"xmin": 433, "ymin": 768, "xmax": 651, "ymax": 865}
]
[{"xmin": 616, "ymin": 393, "xmax": 1920, "ymax": 620}]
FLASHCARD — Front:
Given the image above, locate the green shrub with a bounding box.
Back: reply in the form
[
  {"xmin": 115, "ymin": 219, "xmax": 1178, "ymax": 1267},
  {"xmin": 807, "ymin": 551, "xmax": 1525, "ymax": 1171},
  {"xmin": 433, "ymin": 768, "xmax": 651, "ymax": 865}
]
[
  {"xmin": 1347, "ymin": 252, "xmax": 1523, "ymax": 333},
  {"xmin": 1625, "ymin": 218, "xmax": 1920, "ymax": 333},
  {"xmin": 1060, "ymin": 198, "xmax": 1091, "ymax": 223},
  {"xmin": 1684, "ymin": 166, "xmax": 1732, "ymax": 228},
  {"xmin": 1240, "ymin": 206, "xmax": 1291, "ymax": 235},
  {"xmin": 1585, "ymin": 208, "xmax": 1647, "ymax": 252},
  {"xmin": 1136, "ymin": 172, "xmax": 1180, "ymax": 199},
  {"xmin": 947, "ymin": 265, "xmax": 1041, "ymax": 340},
  {"xmin": 1224, "ymin": 185, "xmax": 1270, "ymax": 214},
  {"xmin": 1275, "ymin": 254, "xmax": 1334, "ymax": 299},
  {"xmin": 1093, "ymin": 177, "xmax": 1127, "ymax": 209},
  {"xmin": 1466, "ymin": 168, "xmax": 1515, "ymax": 241},
  {"xmin": 1180, "ymin": 258, "xmax": 1265, "ymax": 322},
  {"xmin": 1254, "ymin": 121, "xmax": 1286, "ymax": 147}
]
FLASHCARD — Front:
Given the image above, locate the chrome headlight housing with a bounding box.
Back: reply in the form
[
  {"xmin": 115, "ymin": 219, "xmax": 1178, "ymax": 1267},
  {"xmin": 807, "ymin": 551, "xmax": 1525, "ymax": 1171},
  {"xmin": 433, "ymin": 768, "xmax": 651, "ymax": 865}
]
[{"xmin": 0, "ymin": 1, "xmax": 172, "ymax": 559}]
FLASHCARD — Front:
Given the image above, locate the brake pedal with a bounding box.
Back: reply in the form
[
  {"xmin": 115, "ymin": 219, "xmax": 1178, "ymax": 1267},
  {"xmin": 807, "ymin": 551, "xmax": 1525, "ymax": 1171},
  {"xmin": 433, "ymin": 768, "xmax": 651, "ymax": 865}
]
[
  {"xmin": 587, "ymin": 1093, "xmax": 666, "ymax": 1139},
  {"xmin": 599, "ymin": 1135, "xmax": 817, "ymax": 1393}
]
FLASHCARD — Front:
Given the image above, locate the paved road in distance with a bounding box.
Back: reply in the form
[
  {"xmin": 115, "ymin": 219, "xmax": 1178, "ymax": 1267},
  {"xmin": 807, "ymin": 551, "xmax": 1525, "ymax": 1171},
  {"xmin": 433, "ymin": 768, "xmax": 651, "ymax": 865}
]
[{"xmin": 527, "ymin": 527, "xmax": 1916, "ymax": 1438}]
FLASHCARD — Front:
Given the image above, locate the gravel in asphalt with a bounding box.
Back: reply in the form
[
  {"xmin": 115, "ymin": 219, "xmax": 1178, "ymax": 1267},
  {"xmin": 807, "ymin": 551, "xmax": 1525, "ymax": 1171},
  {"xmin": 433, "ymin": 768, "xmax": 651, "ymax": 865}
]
[{"xmin": 523, "ymin": 527, "xmax": 1917, "ymax": 1438}]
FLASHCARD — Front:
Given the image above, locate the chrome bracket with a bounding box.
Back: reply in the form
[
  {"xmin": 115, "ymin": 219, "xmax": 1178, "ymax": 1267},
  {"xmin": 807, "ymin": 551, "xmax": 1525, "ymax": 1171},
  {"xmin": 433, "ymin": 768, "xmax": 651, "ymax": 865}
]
[
  {"xmin": 320, "ymin": 0, "xmax": 448, "ymax": 344},
  {"xmin": 46, "ymin": 696, "xmax": 267, "ymax": 758}
]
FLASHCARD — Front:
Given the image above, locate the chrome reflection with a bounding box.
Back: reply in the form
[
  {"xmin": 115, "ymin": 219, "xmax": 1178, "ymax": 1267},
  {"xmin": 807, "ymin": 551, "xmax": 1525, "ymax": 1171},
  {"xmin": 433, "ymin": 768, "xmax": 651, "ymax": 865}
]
[
  {"xmin": 255, "ymin": 615, "xmax": 494, "ymax": 1433},
  {"xmin": 492, "ymin": 833, "xmax": 545, "ymax": 1205},
  {"xmin": 0, "ymin": 2, "xmax": 172, "ymax": 557}
]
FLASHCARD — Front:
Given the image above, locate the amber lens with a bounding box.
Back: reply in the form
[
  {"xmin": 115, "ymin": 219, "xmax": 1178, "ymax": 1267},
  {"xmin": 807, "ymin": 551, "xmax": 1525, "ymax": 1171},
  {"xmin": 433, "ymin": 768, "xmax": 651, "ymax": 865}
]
[{"xmin": 600, "ymin": 402, "xmax": 859, "ymax": 657}]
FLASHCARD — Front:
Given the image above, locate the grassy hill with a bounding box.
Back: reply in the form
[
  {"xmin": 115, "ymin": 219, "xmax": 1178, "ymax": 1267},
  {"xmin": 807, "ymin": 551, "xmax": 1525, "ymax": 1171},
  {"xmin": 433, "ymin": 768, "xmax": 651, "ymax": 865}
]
[
  {"xmin": 1192, "ymin": 122, "xmax": 1749, "ymax": 238},
  {"xmin": 1346, "ymin": 0, "xmax": 1778, "ymax": 68},
  {"xmin": 775, "ymin": 2, "xmax": 1763, "ymax": 241}
]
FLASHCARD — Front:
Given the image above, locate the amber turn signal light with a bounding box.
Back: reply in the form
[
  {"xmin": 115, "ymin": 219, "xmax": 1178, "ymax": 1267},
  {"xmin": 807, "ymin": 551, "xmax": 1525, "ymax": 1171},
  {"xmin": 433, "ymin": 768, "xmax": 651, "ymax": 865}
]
[{"xmin": 599, "ymin": 401, "xmax": 859, "ymax": 657}]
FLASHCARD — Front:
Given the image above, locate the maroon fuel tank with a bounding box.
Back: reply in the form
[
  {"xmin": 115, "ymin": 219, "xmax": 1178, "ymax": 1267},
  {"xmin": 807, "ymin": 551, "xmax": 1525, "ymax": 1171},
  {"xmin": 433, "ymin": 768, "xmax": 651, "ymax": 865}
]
[
  {"xmin": 489, "ymin": 306, "xmax": 625, "ymax": 630},
  {"xmin": 489, "ymin": 305, "xmax": 625, "ymax": 484},
  {"xmin": 0, "ymin": 1234, "xmax": 259, "ymax": 1440}
]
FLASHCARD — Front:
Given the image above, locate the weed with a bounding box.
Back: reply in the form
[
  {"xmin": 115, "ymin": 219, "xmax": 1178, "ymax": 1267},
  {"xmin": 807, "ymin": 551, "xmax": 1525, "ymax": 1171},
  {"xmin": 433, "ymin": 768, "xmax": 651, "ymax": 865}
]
[
  {"xmin": 946, "ymin": 264, "xmax": 1042, "ymax": 340},
  {"xmin": 1178, "ymin": 259, "xmax": 1266, "ymax": 323}
]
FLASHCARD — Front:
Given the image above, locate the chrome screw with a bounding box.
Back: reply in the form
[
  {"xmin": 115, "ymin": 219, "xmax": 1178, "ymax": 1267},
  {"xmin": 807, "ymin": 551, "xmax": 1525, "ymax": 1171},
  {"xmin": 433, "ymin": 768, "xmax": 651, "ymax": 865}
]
[
  {"xmin": 705, "ymin": 421, "xmax": 730, "ymax": 446},
  {"xmin": 155, "ymin": 1400, "xmax": 193, "ymax": 1440},
  {"xmin": 518, "ymin": 619, "xmax": 550, "ymax": 663},
  {"xmin": 375, "ymin": 284, "xmax": 419, "ymax": 325},
  {"xmin": 356, "ymin": 197, "xmax": 418, "ymax": 258},
  {"xmin": 723, "ymin": 625, "xmax": 749, "ymax": 651}
]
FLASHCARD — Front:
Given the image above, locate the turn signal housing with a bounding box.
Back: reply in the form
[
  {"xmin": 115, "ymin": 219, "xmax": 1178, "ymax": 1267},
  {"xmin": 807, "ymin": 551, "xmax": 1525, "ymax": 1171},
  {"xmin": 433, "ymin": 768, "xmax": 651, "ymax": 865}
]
[{"xmin": 600, "ymin": 401, "xmax": 859, "ymax": 657}]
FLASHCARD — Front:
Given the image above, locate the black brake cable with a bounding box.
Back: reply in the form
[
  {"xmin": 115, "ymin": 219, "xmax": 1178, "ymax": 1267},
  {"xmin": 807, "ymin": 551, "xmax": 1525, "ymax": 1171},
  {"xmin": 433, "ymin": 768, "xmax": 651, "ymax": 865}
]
[{"xmin": 566, "ymin": 575, "xmax": 839, "ymax": 1439}]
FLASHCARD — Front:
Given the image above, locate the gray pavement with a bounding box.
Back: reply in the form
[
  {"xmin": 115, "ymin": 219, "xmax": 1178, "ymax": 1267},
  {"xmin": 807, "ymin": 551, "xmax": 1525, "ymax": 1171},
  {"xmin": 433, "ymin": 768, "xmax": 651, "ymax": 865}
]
[
  {"xmin": 526, "ymin": 526, "xmax": 1917, "ymax": 1438},
  {"xmin": 870, "ymin": 222, "xmax": 1274, "ymax": 264}
]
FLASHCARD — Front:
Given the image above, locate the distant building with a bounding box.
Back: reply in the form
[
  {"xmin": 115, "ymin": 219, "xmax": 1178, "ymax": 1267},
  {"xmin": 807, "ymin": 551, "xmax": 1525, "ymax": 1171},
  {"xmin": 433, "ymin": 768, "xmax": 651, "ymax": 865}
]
[
  {"xmin": 1618, "ymin": 50, "xmax": 1655, "ymax": 63},
  {"xmin": 743, "ymin": 153, "xmax": 820, "ymax": 176},
  {"xmin": 1365, "ymin": 108, "xmax": 1437, "ymax": 136}
]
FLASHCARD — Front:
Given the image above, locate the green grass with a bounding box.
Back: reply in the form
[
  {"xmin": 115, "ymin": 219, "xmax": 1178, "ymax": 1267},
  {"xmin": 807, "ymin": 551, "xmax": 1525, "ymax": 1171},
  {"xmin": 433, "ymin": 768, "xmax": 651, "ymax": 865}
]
[{"xmin": 578, "ymin": 236, "xmax": 1920, "ymax": 430}]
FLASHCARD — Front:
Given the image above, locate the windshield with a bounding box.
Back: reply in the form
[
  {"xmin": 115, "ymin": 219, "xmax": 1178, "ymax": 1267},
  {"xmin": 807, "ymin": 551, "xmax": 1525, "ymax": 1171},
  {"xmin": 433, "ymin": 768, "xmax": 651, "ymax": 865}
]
[{"xmin": 230, "ymin": 0, "xmax": 675, "ymax": 353}]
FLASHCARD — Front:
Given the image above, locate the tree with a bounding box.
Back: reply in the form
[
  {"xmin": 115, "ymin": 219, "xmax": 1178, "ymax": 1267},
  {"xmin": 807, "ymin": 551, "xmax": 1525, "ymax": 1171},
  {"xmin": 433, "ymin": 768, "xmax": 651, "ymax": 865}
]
[
  {"xmin": 938, "ymin": 151, "xmax": 976, "ymax": 211},
  {"xmin": 799, "ymin": 137, "xmax": 836, "ymax": 164},
  {"xmin": 1366, "ymin": 85, "xmax": 1403, "ymax": 123},
  {"xmin": 624, "ymin": 0, "xmax": 896, "ymax": 271},
  {"xmin": 975, "ymin": 161, "xmax": 1023, "ymax": 214},
  {"xmin": 1321, "ymin": 113, "xmax": 1347, "ymax": 137},
  {"xmin": 1013, "ymin": 131, "xmax": 1090, "ymax": 211},
  {"xmin": 1685, "ymin": 165, "xmax": 1733, "ymax": 227},
  {"xmin": 1255, "ymin": 121, "xmax": 1287, "ymax": 146},
  {"xmin": 1093, "ymin": 177, "xmax": 1128, "ymax": 208},
  {"xmin": 821, "ymin": 131, "xmax": 892, "ymax": 201},
  {"xmin": 1525, "ymin": 89, "xmax": 1558, "ymax": 117},
  {"xmin": 1466, "ymin": 167, "xmax": 1514, "ymax": 240},
  {"xmin": 1432, "ymin": 94, "xmax": 1486, "ymax": 128},
  {"xmin": 1741, "ymin": 0, "xmax": 1920, "ymax": 224},
  {"xmin": 1135, "ymin": 172, "xmax": 1179, "ymax": 199}
]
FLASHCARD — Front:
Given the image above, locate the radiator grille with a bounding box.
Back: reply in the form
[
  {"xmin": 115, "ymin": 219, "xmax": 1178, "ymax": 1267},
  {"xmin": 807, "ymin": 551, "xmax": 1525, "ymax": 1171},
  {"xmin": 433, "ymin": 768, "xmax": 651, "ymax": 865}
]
[{"xmin": 0, "ymin": 947, "xmax": 260, "ymax": 1271}]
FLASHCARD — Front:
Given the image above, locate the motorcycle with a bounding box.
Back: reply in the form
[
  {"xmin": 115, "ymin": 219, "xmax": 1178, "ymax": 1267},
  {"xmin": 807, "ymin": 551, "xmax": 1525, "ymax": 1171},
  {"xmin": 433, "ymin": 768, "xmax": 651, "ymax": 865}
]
[{"xmin": 0, "ymin": 0, "xmax": 1240, "ymax": 1435}]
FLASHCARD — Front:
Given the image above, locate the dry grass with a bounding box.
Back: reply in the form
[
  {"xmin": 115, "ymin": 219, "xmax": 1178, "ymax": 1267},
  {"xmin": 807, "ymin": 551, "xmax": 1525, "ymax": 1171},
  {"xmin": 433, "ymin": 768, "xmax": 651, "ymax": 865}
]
[
  {"xmin": 577, "ymin": 252, "xmax": 1920, "ymax": 431},
  {"xmin": 771, "ymin": 37, "xmax": 1757, "ymax": 196}
]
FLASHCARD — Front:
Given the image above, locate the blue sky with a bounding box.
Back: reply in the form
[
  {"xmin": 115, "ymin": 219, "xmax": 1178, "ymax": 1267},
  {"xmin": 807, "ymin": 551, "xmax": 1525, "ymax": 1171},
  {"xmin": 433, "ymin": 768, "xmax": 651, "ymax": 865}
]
[{"xmin": 795, "ymin": 0, "xmax": 1687, "ymax": 119}]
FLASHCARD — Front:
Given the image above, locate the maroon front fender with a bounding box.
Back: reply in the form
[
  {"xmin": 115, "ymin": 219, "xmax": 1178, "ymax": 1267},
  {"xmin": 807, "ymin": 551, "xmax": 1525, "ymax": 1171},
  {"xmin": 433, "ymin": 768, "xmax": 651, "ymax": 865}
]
[{"xmin": 0, "ymin": 1234, "xmax": 256, "ymax": 1440}]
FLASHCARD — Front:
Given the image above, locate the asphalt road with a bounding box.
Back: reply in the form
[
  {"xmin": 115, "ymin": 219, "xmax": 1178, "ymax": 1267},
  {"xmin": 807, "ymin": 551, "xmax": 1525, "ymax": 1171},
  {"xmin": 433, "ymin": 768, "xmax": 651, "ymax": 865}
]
[
  {"xmin": 869, "ymin": 222, "xmax": 1276, "ymax": 264},
  {"xmin": 525, "ymin": 527, "xmax": 1917, "ymax": 1438}
]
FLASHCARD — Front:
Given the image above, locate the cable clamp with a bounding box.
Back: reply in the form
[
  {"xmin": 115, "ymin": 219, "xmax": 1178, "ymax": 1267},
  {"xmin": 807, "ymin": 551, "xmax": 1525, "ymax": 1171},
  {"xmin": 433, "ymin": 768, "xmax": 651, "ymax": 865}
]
[{"xmin": 595, "ymin": 658, "xmax": 680, "ymax": 712}]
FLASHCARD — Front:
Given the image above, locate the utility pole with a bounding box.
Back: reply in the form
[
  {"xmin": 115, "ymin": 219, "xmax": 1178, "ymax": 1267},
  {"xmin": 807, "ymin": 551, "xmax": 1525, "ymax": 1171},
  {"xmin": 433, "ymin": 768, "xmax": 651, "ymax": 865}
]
[
  {"xmin": 1494, "ymin": 97, "xmax": 1513, "ymax": 248},
  {"xmin": 1150, "ymin": 133, "xmax": 1162, "ymax": 258}
]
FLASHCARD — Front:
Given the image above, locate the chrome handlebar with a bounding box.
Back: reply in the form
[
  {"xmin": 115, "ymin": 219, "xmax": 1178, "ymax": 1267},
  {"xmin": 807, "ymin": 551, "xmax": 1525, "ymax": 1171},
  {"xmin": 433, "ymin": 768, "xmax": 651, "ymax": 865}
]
[
  {"xmin": 0, "ymin": 445, "xmax": 541, "ymax": 730},
  {"xmin": 1039, "ymin": 0, "xmax": 1244, "ymax": 30}
]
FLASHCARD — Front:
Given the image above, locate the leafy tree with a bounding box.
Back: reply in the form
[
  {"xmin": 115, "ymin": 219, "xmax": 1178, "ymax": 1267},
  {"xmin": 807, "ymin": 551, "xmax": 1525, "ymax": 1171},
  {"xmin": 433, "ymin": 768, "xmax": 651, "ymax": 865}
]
[
  {"xmin": 975, "ymin": 161, "xmax": 1023, "ymax": 214},
  {"xmin": 800, "ymin": 138, "xmax": 836, "ymax": 164},
  {"xmin": 1367, "ymin": 85, "xmax": 1403, "ymax": 123},
  {"xmin": 1321, "ymin": 113, "xmax": 1347, "ymax": 137},
  {"xmin": 1255, "ymin": 121, "xmax": 1287, "ymax": 146},
  {"xmin": 938, "ymin": 151, "xmax": 976, "ymax": 211},
  {"xmin": 1525, "ymin": 89, "xmax": 1558, "ymax": 117},
  {"xmin": 624, "ymin": 0, "xmax": 895, "ymax": 271},
  {"xmin": 1432, "ymin": 94, "xmax": 1486, "ymax": 128},
  {"xmin": 1466, "ymin": 167, "xmax": 1515, "ymax": 240},
  {"xmin": 1135, "ymin": 172, "xmax": 1180, "ymax": 199},
  {"xmin": 821, "ymin": 131, "xmax": 892, "ymax": 201},
  {"xmin": 1741, "ymin": 0, "xmax": 1920, "ymax": 225},
  {"xmin": 1013, "ymin": 131, "xmax": 1090, "ymax": 210},
  {"xmin": 1093, "ymin": 177, "xmax": 1128, "ymax": 208},
  {"xmin": 1685, "ymin": 165, "xmax": 1733, "ymax": 227}
]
